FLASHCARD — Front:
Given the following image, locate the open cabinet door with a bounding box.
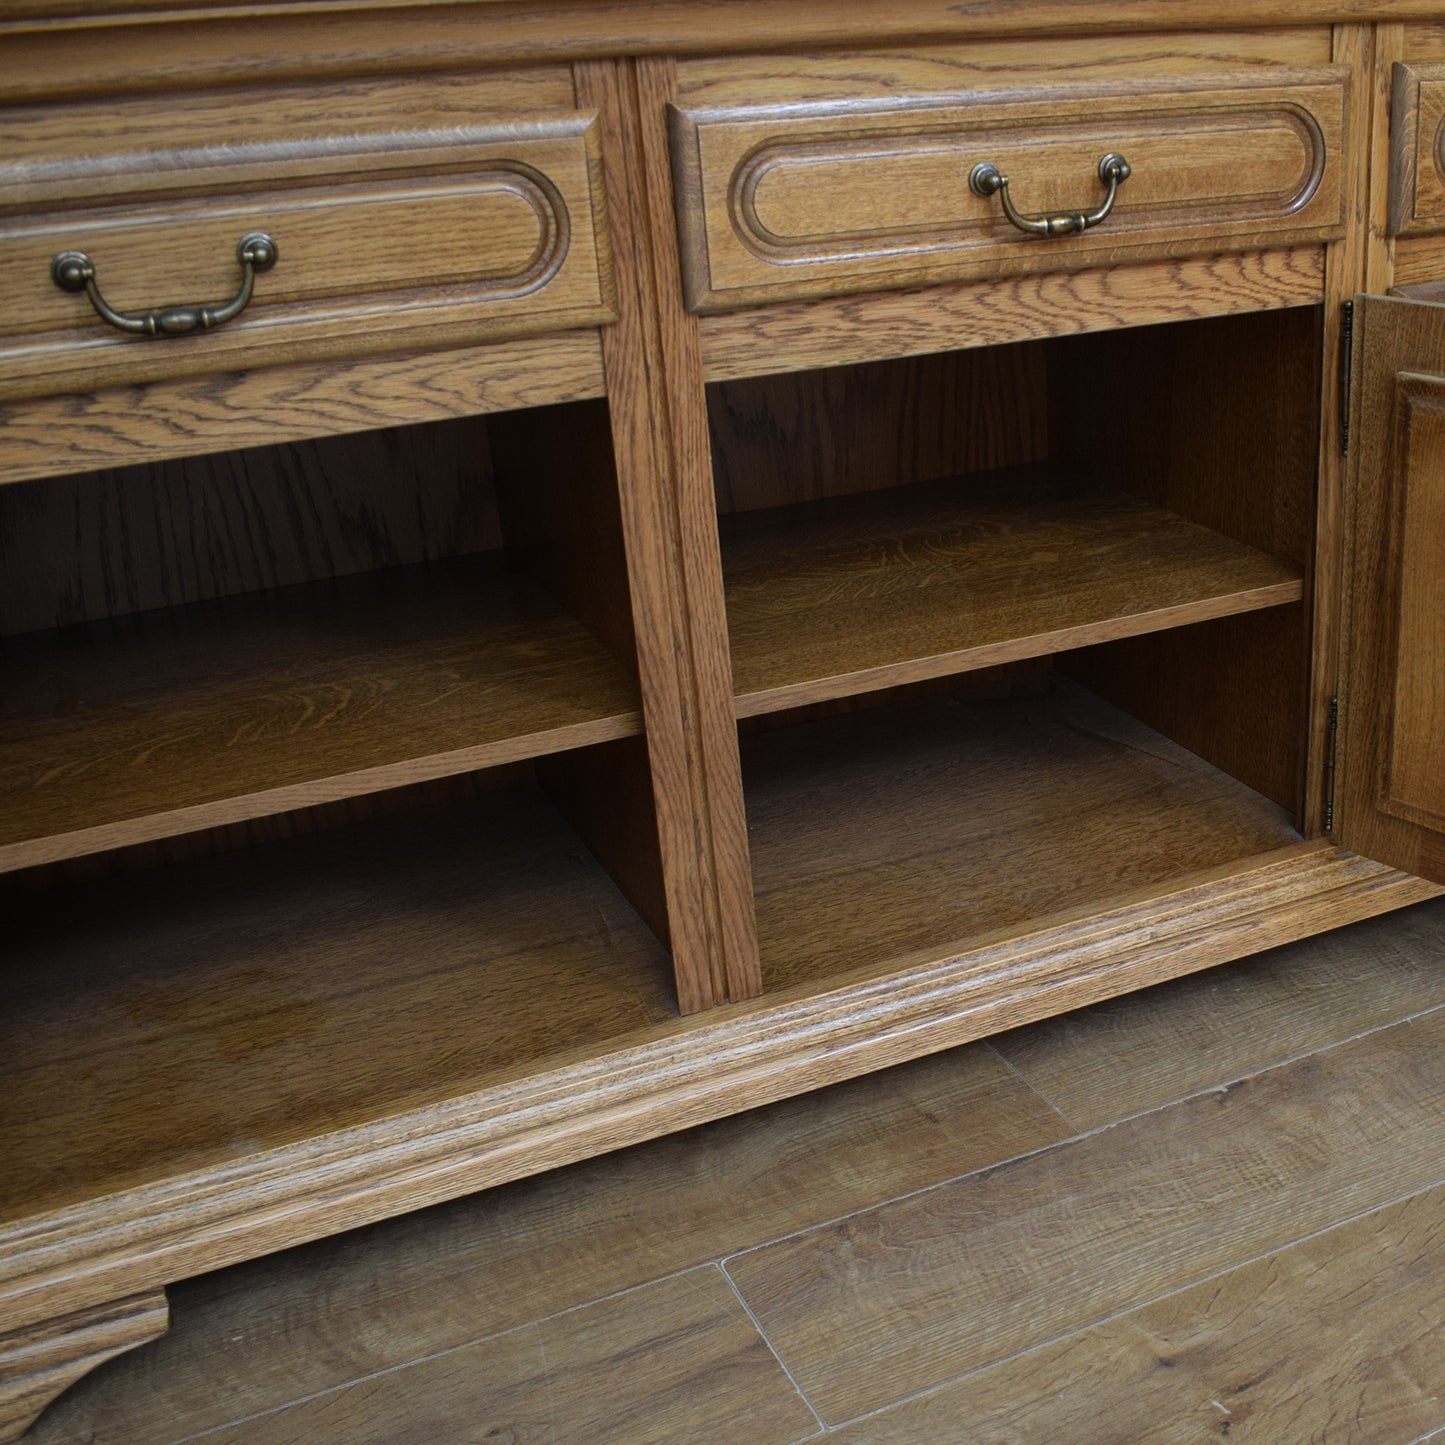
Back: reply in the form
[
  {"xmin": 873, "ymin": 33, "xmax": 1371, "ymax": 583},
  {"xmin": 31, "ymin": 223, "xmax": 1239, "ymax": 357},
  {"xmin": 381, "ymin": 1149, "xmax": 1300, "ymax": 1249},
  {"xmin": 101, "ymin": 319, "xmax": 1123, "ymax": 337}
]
[{"xmin": 1338, "ymin": 294, "xmax": 1445, "ymax": 884}]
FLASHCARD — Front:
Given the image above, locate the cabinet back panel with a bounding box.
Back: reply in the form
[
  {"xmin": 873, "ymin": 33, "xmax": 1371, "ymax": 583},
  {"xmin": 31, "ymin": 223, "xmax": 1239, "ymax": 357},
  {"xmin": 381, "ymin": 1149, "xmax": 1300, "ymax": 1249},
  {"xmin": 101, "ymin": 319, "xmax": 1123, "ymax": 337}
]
[
  {"xmin": 0, "ymin": 417, "xmax": 495, "ymax": 637},
  {"xmin": 1061, "ymin": 604, "xmax": 1309, "ymax": 817},
  {"xmin": 706, "ymin": 343, "xmax": 1048, "ymax": 514},
  {"xmin": 1047, "ymin": 306, "xmax": 1322, "ymax": 566}
]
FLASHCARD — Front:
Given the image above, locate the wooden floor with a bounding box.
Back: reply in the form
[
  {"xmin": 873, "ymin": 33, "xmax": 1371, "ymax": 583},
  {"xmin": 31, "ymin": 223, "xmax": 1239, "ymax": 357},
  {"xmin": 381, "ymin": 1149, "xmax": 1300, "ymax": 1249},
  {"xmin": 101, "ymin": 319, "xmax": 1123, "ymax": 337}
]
[{"xmin": 31, "ymin": 896, "xmax": 1445, "ymax": 1443}]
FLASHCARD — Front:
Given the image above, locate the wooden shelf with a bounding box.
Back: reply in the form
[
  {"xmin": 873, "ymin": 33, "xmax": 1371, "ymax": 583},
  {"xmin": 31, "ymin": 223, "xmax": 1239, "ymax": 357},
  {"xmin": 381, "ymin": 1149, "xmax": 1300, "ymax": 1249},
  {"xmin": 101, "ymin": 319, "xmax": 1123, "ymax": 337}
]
[
  {"xmin": 0, "ymin": 785, "xmax": 676, "ymax": 1226},
  {"xmin": 721, "ymin": 467, "xmax": 1305, "ymax": 717},
  {"xmin": 743, "ymin": 677, "xmax": 1303, "ymax": 991},
  {"xmin": 0, "ymin": 556, "xmax": 642, "ymax": 872}
]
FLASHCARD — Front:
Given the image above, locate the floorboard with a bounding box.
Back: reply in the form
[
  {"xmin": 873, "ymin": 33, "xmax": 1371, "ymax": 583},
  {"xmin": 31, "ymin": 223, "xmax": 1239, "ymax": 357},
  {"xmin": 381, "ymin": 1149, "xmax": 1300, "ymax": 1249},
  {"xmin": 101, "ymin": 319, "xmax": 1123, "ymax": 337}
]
[
  {"xmin": 725, "ymin": 1009, "xmax": 1445, "ymax": 1423},
  {"xmin": 825, "ymin": 1179, "xmax": 1445, "ymax": 1443},
  {"xmin": 25, "ymin": 900, "xmax": 1445, "ymax": 1443},
  {"xmin": 991, "ymin": 896, "xmax": 1445, "ymax": 1128}
]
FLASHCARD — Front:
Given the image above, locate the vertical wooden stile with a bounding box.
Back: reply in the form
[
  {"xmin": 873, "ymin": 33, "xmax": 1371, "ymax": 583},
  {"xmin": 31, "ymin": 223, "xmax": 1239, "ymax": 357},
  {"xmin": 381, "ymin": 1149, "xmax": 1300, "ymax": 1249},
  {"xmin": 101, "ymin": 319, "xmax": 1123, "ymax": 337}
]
[
  {"xmin": 573, "ymin": 56, "xmax": 763, "ymax": 1012},
  {"xmin": 1307, "ymin": 23, "xmax": 1380, "ymax": 836}
]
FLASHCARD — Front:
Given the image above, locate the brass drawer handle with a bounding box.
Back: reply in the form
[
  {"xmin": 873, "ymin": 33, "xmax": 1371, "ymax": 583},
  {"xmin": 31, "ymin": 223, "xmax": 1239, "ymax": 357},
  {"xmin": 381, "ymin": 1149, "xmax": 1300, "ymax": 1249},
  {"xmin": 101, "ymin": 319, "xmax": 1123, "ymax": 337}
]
[
  {"xmin": 969, "ymin": 153, "xmax": 1131, "ymax": 238},
  {"xmin": 50, "ymin": 232, "xmax": 278, "ymax": 337}
]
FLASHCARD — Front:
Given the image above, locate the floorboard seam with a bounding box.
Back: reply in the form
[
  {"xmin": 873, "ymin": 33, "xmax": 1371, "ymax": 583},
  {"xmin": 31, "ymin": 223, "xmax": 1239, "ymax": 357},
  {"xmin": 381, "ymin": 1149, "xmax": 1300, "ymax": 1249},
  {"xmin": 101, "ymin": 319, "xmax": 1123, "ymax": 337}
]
[
  {"xmin": 717, "ymin": 998, "xmax": 1445, "ymax": 1274},
  {"xmin": 1040, "ymin": 993, "xmax": 1445, "ymax": 1134},
  {"xmin": 810, "ymin": 1170, "xmax": 1445, "ymax": 1436},
  {"xmin": 715, "ymin": 1260, "xmax": 829, "ymax": 1440},
  {"xmin": 982, "ymin": 1040, "xmax": 1083, "ymax": 1132},
  {"xmin": 160, "ymin": 1261, "xmax": 725, "ymax": 1445},
  {"xmin": 153, "ymin": 999, "xmax": 1445, "ymax": 1443}
]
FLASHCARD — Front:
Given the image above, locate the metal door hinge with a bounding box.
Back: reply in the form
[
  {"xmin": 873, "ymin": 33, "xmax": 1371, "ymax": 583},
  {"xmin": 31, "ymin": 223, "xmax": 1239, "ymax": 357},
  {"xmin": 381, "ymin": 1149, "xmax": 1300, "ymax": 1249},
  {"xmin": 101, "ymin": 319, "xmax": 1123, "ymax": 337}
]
[
  {"xmin": 1323, "ymin": 695, "xmax": 1340, "ymax": 834},
  {"xmin": 1339, "ymin": 300, "xmax": 1355, "ymax": 457}
]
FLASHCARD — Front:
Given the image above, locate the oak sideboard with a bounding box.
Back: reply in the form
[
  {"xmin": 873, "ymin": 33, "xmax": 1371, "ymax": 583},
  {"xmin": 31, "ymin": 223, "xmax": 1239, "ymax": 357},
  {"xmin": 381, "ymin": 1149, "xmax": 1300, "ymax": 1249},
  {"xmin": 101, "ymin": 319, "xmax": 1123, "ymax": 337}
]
[{"xmin": 4, "ymin": 1, "xmax": 1445, "ymax": 1435}]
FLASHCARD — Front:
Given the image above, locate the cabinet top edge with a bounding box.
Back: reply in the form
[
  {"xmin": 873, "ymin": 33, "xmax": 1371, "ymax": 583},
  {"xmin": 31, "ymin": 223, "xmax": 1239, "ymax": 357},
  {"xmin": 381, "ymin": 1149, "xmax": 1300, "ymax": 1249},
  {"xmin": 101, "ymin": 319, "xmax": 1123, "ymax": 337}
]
[{"xmin": 3, "ymin": 0, "xmax": 1443, "ymax": 43}]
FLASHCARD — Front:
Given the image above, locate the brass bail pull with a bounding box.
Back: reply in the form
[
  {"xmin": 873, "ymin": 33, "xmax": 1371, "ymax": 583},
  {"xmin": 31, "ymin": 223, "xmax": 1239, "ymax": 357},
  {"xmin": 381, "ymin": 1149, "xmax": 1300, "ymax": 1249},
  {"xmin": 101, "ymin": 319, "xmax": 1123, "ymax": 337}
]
[
  {"xmin": 969, "ymin": 153, "xmax": 1131, "ymax": 238},
  {"xmin": 50, "ymin": 232, "xmax": 279, "ymax": 337}
]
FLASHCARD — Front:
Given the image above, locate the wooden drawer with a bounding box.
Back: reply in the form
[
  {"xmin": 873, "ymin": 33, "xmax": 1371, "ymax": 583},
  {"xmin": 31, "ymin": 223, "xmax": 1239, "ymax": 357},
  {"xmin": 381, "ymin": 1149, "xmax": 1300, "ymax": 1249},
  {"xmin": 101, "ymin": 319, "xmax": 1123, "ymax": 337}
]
[
  {"xmin": 670, "ymin": 68, "xmax": 1349, "ymax": 313},
  {"xmin": 1389, "ymin": 61, "xmax": 1445, "ymax": 237},
  {"xmin": 0, "ymin": 71, "xmax": 614, "ymax": 401}
]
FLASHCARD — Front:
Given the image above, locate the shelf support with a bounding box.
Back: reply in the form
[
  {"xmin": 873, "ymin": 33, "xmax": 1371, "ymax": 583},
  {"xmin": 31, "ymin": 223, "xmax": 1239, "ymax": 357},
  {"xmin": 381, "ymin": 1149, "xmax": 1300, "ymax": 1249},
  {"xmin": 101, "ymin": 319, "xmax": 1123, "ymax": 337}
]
[{"xmin": 0, "ymin": 1290, "xmax": 168, "ymax": 1442}]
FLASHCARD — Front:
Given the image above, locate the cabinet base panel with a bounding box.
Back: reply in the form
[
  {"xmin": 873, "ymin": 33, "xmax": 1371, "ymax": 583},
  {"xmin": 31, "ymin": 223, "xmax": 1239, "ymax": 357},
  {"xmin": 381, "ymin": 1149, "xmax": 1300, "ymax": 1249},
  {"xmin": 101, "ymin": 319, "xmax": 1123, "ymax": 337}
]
[
  {"xmin": 1, "ymin": 846, "xmax": 1437, "ymax": 1347},
  {"xmin": 0, "ymin": 1290, "xmax": 167, "ymax": 1444}
]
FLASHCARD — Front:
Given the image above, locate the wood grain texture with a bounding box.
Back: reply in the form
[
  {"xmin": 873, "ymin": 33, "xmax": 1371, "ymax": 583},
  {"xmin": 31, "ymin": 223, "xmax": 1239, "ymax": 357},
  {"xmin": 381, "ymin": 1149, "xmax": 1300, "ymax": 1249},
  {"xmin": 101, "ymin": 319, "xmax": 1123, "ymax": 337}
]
[
  {"xmin": 0, "ymin": 5, "xmax": 1411, "ymax": 106},
  {"xmin": 1339, "ymin": 296, "xmax": 1445, "ymax": 884},
  {"xmin": 1050, "ymin": 305, "xmax": 1322, "ymax": 565},
  {"xmin": 1050, "ymin": 304, "xmax": 1321, "ymax": 813},
  {"xmin": 575, "ymin": 57, "xmax": 761, "ymax": 1011},
  {"xmin": 0, "ymin": 416, "xmax": 494, "ymax": 636},
  {"xmin": 0, "ymin": 1291, "xmax": 166, "ymax": 1445},
  {"xmin": 829, "ymin": 1179, "xmax": 1445, "ymax": 1443},
  {"xmin": 698, "ymin": 248, "xmax": 1326, "ymax": 384},
  {"xmin": 707, "ymin": 344, "xmax": 1048, "ymax": 512},
  {"xmin": 994, "ymin": 893, "xmax": 1445, "ymax": 1129},
  {"xmin": 1, "ymin": 842, "xmax": 1431, "ymax": 1341},
  {"xmin": 670, "ymin": 68, "xmax": 1348, "ymax": 312},
  {"xmin": 1299, "ymin": 23, "xmax": 1380, "ymax": 839},
  {"xmin": 32, "ymin": 1043, "xmax": 1068, "ymax": 1443},
  {"xmin": 1390, "ymin": 60, "xmax": 1445, "ymax": 236},
  {"xmin": 0, "ymin": 784, "xmax": 676, "ymax": 1227},
  {"xmin": 1061, "ymin": 605, "xmax": 1311, "ymax": 813},
  {"xmin": 181, "ymin": 1268, "xmax": 817, "ymax": 1445},
  {"xmin": 488, "ymin": 396, "xmax": 639, "ymax": 670},
  {"xmin": 674, "ymin": 30, "xmax": 1336, "ymax": 105},
  {"xmin": 726, "ymin": 1007, "xmax": 1445, "ymax": 1424},
  {"xmin": 745, "ymin": 677, "xmax": 1303, "ymax": 989},
  {"xmin": 0, "ymin": 556, "xmax": 642, "ymax": 871},
  {"xmin": 0, "ymin": 76, "xmax": 612, "ymax": 400},
  {"xmin": 0, "ymin": 331, "xmax": 606, "ymax": 489},
  {"xmin": 722, "ymin": 469, "xmax": 1304, "ymax": 718}
]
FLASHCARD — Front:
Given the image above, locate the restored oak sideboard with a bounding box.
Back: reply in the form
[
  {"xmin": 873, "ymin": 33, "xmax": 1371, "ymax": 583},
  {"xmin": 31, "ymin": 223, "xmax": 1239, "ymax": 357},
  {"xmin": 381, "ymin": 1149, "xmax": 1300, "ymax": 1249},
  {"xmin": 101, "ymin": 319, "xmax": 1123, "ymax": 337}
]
[{"xmin": 4, "ymin": 2, "xmax": 1445, "ymax": 1435}]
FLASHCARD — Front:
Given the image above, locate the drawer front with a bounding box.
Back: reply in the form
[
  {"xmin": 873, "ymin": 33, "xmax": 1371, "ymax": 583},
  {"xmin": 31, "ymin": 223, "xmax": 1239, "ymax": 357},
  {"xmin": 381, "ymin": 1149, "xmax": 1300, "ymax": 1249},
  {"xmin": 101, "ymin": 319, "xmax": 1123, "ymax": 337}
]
[
  {"xmin": 670, "ymin": 70, "xmax": 1349, "ymax": 313},
  {"xmin": 0, "ymin": 77, "xmax": 613, "ymax": 400},
  {"xmin": 1390, "ymin": 61, "xmax": 1445, "ymax": 237}
]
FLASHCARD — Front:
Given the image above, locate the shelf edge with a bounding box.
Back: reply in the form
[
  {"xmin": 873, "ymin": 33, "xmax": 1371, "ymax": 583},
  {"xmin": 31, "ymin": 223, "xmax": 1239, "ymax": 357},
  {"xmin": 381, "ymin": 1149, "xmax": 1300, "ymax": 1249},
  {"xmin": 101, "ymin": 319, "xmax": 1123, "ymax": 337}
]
[{"xmin": 1, "ymin": 841, "xmax": 1437, "ymax": 1330}]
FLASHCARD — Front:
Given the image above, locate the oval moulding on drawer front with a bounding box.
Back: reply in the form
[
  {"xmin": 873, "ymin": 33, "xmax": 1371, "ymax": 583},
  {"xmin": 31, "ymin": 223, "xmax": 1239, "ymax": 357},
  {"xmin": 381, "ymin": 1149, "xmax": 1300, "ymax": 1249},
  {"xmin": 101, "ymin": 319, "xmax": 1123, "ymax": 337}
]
[
  {"xmin": 669, "ymin": 70, "xmax": 1349, "ymax": 312},
  {"xmin": 0, "ymin": 92, "xmax": 614, "ymax": 401}
]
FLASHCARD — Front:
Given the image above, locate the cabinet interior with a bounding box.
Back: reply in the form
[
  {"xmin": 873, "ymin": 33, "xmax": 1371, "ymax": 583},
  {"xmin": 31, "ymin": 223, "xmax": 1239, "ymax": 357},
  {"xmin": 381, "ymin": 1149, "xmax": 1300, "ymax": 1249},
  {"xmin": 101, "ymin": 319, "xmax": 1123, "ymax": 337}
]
[
  {"xmin": 0, "ymin": 394, "xmax": 684, "ymax": 1229},
  {"xmin": 0, "ymin": 301, "xmax": 1327, "ymax": 1223},
  {"xmin": 708, "ymin": 306, "xmax": 1321, "ymax": 988}
]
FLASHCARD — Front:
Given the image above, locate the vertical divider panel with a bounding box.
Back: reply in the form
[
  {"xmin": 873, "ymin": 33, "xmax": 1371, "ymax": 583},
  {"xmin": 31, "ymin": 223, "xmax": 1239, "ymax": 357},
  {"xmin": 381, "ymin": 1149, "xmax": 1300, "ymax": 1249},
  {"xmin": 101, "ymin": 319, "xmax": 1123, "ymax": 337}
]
[{"xmin": 573, "ymin": 56, "xmax": 763, "ymax": 1012}]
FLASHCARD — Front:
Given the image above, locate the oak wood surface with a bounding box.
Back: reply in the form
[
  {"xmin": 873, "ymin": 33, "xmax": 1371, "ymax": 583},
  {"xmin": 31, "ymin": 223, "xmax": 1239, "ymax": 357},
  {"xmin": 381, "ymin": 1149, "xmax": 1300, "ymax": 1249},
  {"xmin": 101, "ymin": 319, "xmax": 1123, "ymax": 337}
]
[
  {"xmin": 575, "ymin": 57, "xmax": 761, "ymax": 1011},
  {"xmin": 0, "ymin": 331, "xmax": 607, "ymax": 489},
  {"xmin": 193, "ymin": 1268, "xmax": 817, "ymax": 1445},
  {"xmin": 0, "ymin": 416, "xmax": 494, "ymax": 637},
  {"xmin": 698, "ymin": 247, "xmax": 1326, "ymax": 384},
  {"xmin": 707, "ymin": 344, "xmax": 1048, "ymax": 512},
  {"xmin": 829, "ymin": 1177, "xmax": 1445, "ymax": 1443},
  {"xmin": 0, "ymin": 7, "xmax": 1423, "ymax": 111},
  {"xmin": 0, "ymin": 555, "xmax": 642, "ymax": 871},
  {"xmin": 1060, "ymin": 605, "xmax": 1311, "ymax": 813},
  {"xmin": 0, "ymin": 75, "xmax": 612, "ymax": 400},
  {"xmin": 1339, "ymin": 295, "xmax": 1445, "ymax": 883},
  {"xmin": 1049, "ymin": 305, "xmax": 1321, "ymax": 812},
  {"xmin": 721, "ymin": 468, "xmax": 1304, "ymax": 718},
  {"xmin": 32, "ymin": 1043, "xmax": 1068, "ymax": 1443},
  {"xmin": 0, "ymin": 783, "xmax": 677, "ymax": 1226},
  {"xmin": 1300, "ymin": 22, "xmax": 1380, "ymax": 838},
  {"xmin": 670, "ymin": 68, "xmax": 1348, "ymax": 312},
  {"xmin": 744, "ymin": 677, "xmax": 1304, "ymax": 989},
  {"xmin": 674, "ymin": 30, "xmax": 1337, "ymax": 105},
  {"xmin": 726, "ymin": 1007, "xmax": 1445, "ymax": 1424},
  {"xmin": 0, "ymin": 840, "xmax": 1430, "ymax": 1339},
  {"xmin": 0, "ymin": 1291, "xmax": 167, "ymax": 1445},
  {"xmin": 994, "ymin": 893, "xmax": 1445, "ymax": 1128}
]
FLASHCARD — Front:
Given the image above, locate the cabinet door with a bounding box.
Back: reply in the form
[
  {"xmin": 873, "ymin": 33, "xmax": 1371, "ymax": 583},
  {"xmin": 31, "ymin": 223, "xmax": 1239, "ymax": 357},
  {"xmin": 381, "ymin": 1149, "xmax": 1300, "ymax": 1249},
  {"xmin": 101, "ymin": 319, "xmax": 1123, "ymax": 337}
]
[{"xmin": 1338, "ymin": 294, "xmax": 1445, "ymax": 882}]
